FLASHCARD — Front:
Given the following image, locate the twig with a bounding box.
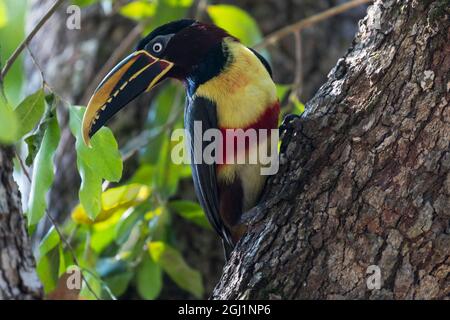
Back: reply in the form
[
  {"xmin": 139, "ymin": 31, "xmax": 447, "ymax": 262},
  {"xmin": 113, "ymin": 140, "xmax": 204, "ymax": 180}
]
[
  {"xmin": 0, "ymin": 0, "xmax": 65, "ymax": 81},
  {"xmin": 14, "ymin": 149, "xmax": 32, "ymax": 183},
  {"xmin": 0, "ymin": 79, "xmax": 7, "ymax": 104},
  {"xmin": 254, "ymin": 0, "xmax": 372, "ymax": 50},
  {"xmin": 26, "ymin": 45, "xmax": 73, "ymax": 108},
  {"xmin": 79, "ymin": 267, "xmax": 117, "ymax": 300},
  {"xmin": 26, "ymin": 45, "xmax": 45, "ymax": 87},
  {"xmin": 289, "ymin": 31, "xmax": 303, "ymax": 103},
  {"xmin": 45, "ymin": 211, "xmax": 103, "ymax": 300},
  {"xmin": 0, "ymin": 56, "xmax": 7, "ymax": 103}
]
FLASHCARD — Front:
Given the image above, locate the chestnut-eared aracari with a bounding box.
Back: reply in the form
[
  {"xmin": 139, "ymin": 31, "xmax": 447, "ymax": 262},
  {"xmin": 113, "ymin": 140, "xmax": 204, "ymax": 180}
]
[{"xmin": 82, "ymin": 19, "xmax": 280, "ymax": 257}]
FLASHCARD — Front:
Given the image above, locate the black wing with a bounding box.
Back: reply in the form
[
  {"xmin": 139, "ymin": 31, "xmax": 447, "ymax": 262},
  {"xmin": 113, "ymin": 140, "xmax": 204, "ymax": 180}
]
[
  {"xmin": 184, "ymin": 96, "xmax": 233, "ymax": 246},
  {"xmin": 248, "ymin": 47, "xmax": 273, "ymax": 78}
]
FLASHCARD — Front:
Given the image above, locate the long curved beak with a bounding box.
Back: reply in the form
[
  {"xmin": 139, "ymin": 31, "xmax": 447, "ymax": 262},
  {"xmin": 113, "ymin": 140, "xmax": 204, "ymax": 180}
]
[{"xmin": 82, "ymin": 50, "xmax": 174, "ymax": 146}]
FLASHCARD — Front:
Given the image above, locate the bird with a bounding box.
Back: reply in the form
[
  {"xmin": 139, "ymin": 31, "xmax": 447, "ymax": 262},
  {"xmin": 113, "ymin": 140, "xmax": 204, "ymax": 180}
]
[{"xmin": 82, "ymin": 19, "xmax": 280, "ymax": 258}]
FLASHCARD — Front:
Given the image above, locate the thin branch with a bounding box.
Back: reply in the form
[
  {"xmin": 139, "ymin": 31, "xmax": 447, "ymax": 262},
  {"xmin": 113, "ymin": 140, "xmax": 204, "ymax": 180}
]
[
  {"xmin": 14, "ymin": 149, "xmax": 31, "ymax": 183},
  {"xmin": 0, "ymin": 0, "xmax": 65, "ymax": 81},
  {"xmin": 289, "ymin": 31, "xmax": 303, "ymax": 104},
  {"xmin": 254, "ymin": 0, "xmax": 372, "ymax": 50},
  {"xmin": 45, "ymin": 211, "xmax": 103, "ymax": 300},
  {"xmin": 0, "ymin": 54, "xmax": 7, "ymax": 103},
  {"xmin": 26, "ymin": 46, "xmax": 73, "ymax": 108},
  {"xmin": 79, "ymin": 267, "xmax": 117, "ymax": 300},
  {"xmin": 26, "ymin": 45, "xmax": 45, "ymax": 87}
]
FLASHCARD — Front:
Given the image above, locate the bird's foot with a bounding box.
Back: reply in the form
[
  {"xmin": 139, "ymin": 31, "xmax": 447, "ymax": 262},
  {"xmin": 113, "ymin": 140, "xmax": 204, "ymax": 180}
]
[
  {"xmin": 279, "ymin": 113, "xmax": 301, "ymax": 135},
  {"xmin": 279, "ymin": 113, "xmax": 302, "ymax": 154}
]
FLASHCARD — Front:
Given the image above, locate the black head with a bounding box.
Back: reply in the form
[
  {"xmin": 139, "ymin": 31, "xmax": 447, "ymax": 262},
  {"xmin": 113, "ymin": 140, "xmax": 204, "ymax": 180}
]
[
  {"xmin": 136, "ymin": 19, "xmax": 234, "ymax": 81},
  {"xmin": 82, "ymin": 19, "xmax": 234, "ymax": 145}
]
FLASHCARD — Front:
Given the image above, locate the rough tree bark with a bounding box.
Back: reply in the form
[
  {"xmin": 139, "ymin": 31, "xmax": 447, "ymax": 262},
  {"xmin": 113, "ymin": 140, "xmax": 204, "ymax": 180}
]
[
  {"xmin": 213, "ymin": 0, "xmax": 450, "ymax": 299},
  {"xmin": 0, "ymin": 147, "xmax": 42, "ymax": 299}
]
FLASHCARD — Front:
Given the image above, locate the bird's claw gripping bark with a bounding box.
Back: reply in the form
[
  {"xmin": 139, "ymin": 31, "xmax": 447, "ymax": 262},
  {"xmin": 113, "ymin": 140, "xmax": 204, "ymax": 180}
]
[
  {"xmin": 279, "ymin": 113, "xmax": 301, "ymax": 154},
  {"xmin": 279, "ymin": 113, "xmax": 301, "ymax": 135}
]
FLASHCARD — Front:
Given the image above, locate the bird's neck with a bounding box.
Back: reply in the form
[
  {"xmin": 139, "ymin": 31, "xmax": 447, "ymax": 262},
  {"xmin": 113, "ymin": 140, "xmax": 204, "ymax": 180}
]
[
  {"xmin": 192, "ymin": 39, "xmax": 278, "ymax": 129},
  {"xmin": 184, "ymin": 38, "xmax": 231, "ymax": 97}
]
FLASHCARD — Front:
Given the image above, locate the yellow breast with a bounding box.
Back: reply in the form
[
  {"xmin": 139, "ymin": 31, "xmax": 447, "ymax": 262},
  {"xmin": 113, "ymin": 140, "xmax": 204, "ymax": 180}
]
[{"xmin": 194, "ymin": 38, "xmax": 277, "ymax": 128}]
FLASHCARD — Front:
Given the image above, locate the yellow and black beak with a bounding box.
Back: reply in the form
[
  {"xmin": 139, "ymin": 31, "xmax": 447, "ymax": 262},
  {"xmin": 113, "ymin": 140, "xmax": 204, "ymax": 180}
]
[{"xmin": 82, "ymin": 50, "xmax": 174, "ymax": 146}]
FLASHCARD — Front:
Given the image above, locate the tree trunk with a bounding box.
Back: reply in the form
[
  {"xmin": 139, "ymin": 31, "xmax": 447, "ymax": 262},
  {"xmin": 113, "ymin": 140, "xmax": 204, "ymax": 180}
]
[
  {"xmin": 213, "ymin": 0, "xmax": 450, "ymax": 299},
  {"xmin": 0, "ymin": 147, "xmax": 42, "ymax": 299}
]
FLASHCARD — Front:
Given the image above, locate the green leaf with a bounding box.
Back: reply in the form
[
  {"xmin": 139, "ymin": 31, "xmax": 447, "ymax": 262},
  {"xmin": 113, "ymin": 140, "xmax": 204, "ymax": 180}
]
[
  {"xmin": 104, "ymin": 271, "xmax": 133, "ymax": 298},
  {"xmin": 115, "ymin": 205, "xmax": 146, "ymax": 245},
  {"xmin": 97, "ymin": 258, "xmax": 132, "ymax": 297},
  {"xmin": 0, "ymin": 0, "xmax": 8, "ymax": 28},
  {"xmin": 25, "ymin": 131, "xmax": 41, "ymax": 166},
  {"xmin": 166, "ymin": 0, "xmax": 193, "ymax": 5},
  {"xmin": 27, "ymin": 110, "xmax": 60, "ymax": 226},
  {"xmin": 69, "ymin": 106, "xmax": 123, "ymax": 219},
  {"xmin": 0, "ymin": 0, "xmax": 26, "ymax": 106},
  {"xmin": 24, "ymin": 94, "xmax": 57, "ymax": 165},
  {"xmin": 71, "ymin": 107, "xmax": 122, "ymax": 180},
  {"xmin": 71, "ymin": 184, "xmax": 150, "ymax": 225},
  {"xmin": 136, "ymin": 253, "xmax": 162, "ymax": 300},
  {"xmin": 39, "ymin": 227, "xmax": 60, "ymax": 256},
  {"xmin": 291, "ymin": 95, "xmax": 305, "ymax": 115},
  {"xmin": 14, "ymin": 88, "xmax": 45, "ymax": 138},
  {"xmin": 119, "ymin": 1, "xmax": 156, "ymax": 21},
  {"xmin": 138, "ymin": 127, "xmax": 183, "ymax": 199},
  {"xmin": 168, "ymin": 200, "xmax": 211, "ymax": 229},
  {"xmin": 79, "ymin": 166, "xmax": 102, "ymax": 220},
  {"xmin": 144, "ymin": 206, "xmax": 170, "ymax": 240},
  {"xmin": 79, "ymin": 269, "xmax": 102, "ymax": 300},
  {"xmin": 36, "ymin": 245, "xmax": 60, "ymax": 294},
  {"xmin": 90, "ymin": 214, "xmax": 121, "ymax": 253},
  {"xmin": 149, "ymin": 241, "xmax": 204, "ymax": 298},
  {"xmin": 153, "ymin": 137, "xmax": 181, "ymax": 199},
  {"xmin": 71, "ymin": 0, "xmax": 98, "ymax": 7},
  {"xmin": 207, "ymin": 4, "xmax": 262, "ymax": 46},
  {"xmin": 58, "ymin": 244, "xmax": 66, "ymax": 277},
  {"xmin": 0, "ymin": 98, "xmax": 18, "ymax": 143},
  {"xmin": 276, "ymin": 84, "xmax": 291, "ymax": 102},
  {"xmin": 141, "ymin": 83, "xmax": 178, "ymax": 164},
  {"xmin": 97, "ymin": 258, "xmax": 128, "ymax": 278},
  {"xmin": 178, "ymin": 163, "xmax": 192, "ymax": 178},
  {"xmin": 129, "ymin": 164, "xmax": 155, "ymax": 185}
]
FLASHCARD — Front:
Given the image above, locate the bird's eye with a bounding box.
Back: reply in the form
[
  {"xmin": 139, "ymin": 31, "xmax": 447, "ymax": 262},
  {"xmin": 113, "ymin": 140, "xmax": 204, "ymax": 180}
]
[{"xmin": 152, "ymin": 42, "xmax": 163, "ymax": 54}]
